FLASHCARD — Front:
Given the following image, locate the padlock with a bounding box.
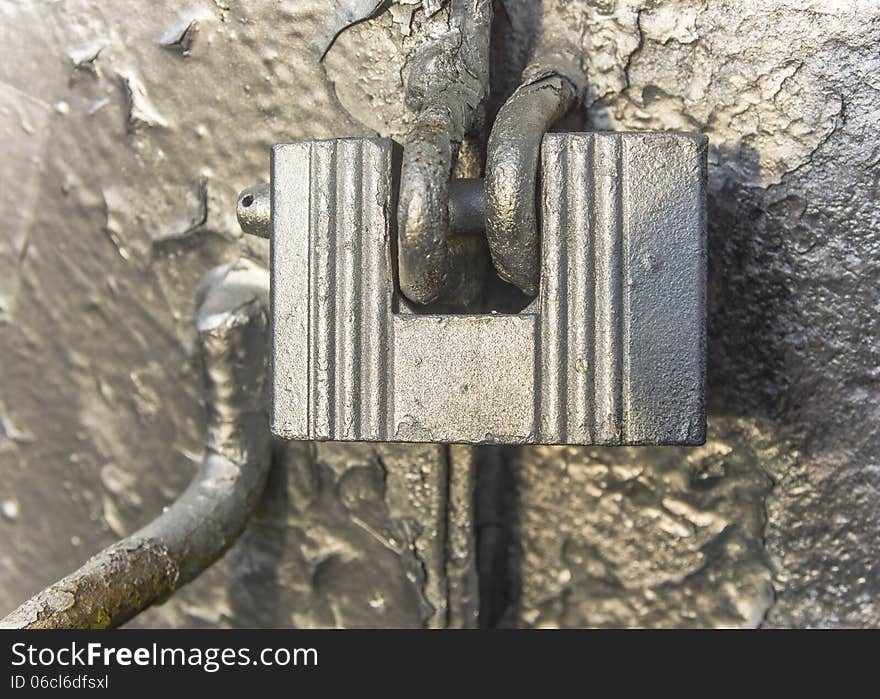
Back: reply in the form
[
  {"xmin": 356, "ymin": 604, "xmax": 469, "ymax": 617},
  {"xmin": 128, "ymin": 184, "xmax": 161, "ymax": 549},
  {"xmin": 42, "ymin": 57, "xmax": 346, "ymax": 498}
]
[{"xmin": 268, "ymin": 133, "xmax": 706, "ymax": 445}]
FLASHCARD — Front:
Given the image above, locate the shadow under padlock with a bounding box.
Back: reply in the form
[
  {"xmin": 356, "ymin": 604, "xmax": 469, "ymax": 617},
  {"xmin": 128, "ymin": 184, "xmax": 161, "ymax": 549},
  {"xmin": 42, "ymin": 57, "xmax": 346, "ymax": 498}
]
[{"xmin": 256, "ymin": 133, "xmax": 706, "ymax": 446}]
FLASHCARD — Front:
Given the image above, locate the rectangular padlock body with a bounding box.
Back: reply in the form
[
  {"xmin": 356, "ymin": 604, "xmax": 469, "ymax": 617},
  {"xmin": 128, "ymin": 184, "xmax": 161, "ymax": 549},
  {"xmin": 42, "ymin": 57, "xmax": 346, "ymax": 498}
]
[{"xmin": 270, "ymin": 134, "xmax": 706, "ymax": 445}]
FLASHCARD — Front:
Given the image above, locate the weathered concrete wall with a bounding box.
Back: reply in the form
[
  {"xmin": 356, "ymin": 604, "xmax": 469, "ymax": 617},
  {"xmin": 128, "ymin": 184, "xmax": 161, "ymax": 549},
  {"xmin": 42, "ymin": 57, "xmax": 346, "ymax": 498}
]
[{"xmin": 0, "ymin": 0, "xmax": 877, "ymax": 628}]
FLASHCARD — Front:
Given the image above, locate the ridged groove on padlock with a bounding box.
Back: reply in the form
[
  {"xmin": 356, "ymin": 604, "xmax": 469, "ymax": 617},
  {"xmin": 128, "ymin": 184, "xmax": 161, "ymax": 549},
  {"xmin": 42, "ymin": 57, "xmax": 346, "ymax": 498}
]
[
  {"xmin": 538, "ymin": 132, "xmax": 706, "ymax": 445},
  {"xmin": 538, "ymin": 134, "xmax": 625, "ymax": 444},
  {"xmin": 311, "ymin": 140, "xmax": 392, "ymax": 440},
  {"xmin": 271, "ymin": 139, "xmax": 393, "ymax": 441}
]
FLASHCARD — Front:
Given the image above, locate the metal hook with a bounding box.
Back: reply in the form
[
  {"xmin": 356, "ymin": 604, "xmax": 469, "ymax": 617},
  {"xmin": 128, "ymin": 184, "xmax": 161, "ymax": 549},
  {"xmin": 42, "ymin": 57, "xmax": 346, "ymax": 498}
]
[
  {"xmin": 395, "ymin": 0, "xmax": 492, "ymax": 305},
  {"xmin": 485, "ymin": 73, "xmax": 578, "ymax": 296}
]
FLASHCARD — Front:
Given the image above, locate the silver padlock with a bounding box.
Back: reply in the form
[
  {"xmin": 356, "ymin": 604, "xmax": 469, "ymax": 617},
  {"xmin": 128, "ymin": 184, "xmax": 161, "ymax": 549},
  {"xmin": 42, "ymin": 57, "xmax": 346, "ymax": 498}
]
[{"xmin": 267, "ymin": 133, "xmax": 705, "ymax": 445}]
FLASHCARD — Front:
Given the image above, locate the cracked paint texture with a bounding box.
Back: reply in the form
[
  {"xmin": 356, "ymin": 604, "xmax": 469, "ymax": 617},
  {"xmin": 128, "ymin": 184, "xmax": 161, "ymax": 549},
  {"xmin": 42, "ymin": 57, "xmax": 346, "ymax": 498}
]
[
  {"xmin": 0, "ymin": 0, "xmax": 878, "ymax": 628},
  {"xmin": 0, "ymin": 0, "xmax": 470, "ymax": 629},
  {"xmin": 489, "ymin": 0, "xmax": 879, "ymax": 627}
]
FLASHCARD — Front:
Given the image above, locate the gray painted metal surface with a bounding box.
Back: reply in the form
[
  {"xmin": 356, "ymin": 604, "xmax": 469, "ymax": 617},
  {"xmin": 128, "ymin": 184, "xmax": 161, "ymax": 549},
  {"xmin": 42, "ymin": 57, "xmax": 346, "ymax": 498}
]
[
  {"xmin": 1, "ymin": 260, "xmax": 272, "ymax": 629},
  {"xmin": 270, "ymin": 133, "xmax": 705, "ymax": 445},
  {"xmin": 1, "ymin": 0, "xmax": 877, "ymax": 630}
]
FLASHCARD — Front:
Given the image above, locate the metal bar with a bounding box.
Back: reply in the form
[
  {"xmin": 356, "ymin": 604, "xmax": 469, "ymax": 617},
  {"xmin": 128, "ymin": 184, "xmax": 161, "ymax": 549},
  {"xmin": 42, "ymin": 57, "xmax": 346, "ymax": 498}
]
[
  {"xmin": 239, "ymin": 178, "xmax": 487, "ymax": 241},
  {"xmin": 0, "ymin": 260, "xmax": 272, "ymax": 629}
]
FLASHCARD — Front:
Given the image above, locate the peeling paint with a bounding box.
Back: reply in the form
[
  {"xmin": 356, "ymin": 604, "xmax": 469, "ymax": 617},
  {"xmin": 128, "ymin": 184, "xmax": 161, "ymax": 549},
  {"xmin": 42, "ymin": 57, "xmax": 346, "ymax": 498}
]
[
  {"xmin": 118, "ymin": 71, "xmax": 170, "ymax": 132},
  {"xmin": 0, "ymin": 0, "xmax": 877, "ymax": 629}
]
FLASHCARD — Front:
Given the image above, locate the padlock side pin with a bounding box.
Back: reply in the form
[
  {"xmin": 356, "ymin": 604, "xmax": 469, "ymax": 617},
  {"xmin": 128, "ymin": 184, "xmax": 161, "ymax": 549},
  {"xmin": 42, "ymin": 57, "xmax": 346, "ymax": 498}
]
[
  {"xmin": 237, "ymin": 184, "xmax": 272, "ymax": 239},
  {"xmin": 238, "ymin": 178, "xmax": 485, "ymax": 240}
]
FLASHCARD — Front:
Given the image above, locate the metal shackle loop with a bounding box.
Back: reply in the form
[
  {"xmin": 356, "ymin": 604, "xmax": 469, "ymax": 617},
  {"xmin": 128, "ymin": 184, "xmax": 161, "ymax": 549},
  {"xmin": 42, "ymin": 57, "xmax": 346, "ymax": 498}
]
[
  {"xmin": 485, "ymin": 74, "xmax": 578, "ymax": 296},
  {"xmin": 394, "ymin": 0, "xmax": 492, "ymax": 305}
]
